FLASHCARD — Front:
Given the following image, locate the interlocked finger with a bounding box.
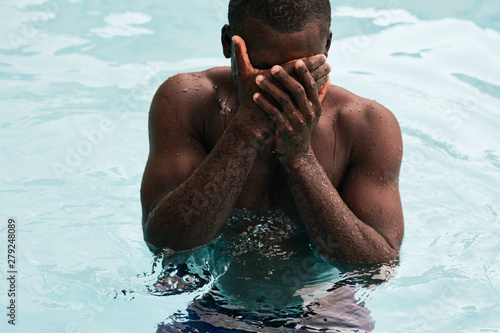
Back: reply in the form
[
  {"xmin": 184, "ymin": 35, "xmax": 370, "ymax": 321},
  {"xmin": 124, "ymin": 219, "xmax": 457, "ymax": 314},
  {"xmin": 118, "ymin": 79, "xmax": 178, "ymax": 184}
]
[
  {"xmin": 253, "ymin": 93, "xmax": 293, "ymax": 134},
  {"xmin": 255, "ymin": 74, "xmax": 305, "ymax": 130},
  {"xmin": 301, "ymin": 54, "xmax": 327, "ymax": 75},
  {"xmin": 295, "ymin": 60, "xmax": 321, "ymax": 110},
  {"xmin": 310, "ymin": 62, "xmax": 331, "ymax": 89},
  {"xmin": 271, "ymin": 65, "xmax": 314, "ymax": 123}
]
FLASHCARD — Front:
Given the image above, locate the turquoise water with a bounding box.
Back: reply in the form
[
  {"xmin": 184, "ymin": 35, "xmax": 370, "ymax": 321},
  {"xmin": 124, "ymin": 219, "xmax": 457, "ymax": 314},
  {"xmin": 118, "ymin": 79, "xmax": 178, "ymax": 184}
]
[{"xmin": 1, "ymin": 0, "xmax": 499, "ymax": 332}]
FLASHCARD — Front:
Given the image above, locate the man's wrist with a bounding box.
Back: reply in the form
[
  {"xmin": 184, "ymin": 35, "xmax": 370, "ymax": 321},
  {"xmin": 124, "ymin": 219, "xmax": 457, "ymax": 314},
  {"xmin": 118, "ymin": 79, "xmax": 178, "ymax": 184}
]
[
  {"xmin": 233, "ymin": 105, "xmax": 272, "ymax": 137},
  {"xmin": 280, "ymin": 147, "xmax": 316, "ymax": 173}
]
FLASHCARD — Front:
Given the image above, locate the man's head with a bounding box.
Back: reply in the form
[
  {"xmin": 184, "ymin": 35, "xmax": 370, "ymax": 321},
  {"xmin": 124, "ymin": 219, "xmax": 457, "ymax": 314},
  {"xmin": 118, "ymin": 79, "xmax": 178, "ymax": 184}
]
[
  {"xmin": 228, "ymin": 0, "xmax": 331, "ymax": 38},
  {"xmin": 222, "ymin": 0, "xmax": 332, "ymax": 69}
]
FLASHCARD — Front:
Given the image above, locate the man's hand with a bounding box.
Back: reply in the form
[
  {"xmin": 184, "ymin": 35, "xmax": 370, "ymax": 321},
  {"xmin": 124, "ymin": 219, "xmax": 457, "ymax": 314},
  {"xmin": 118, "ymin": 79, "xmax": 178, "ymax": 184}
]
[
  {"xmin": 232, "ymin": 36, "xmax": 330, "ymax": 108},
  {"xmin": 252, "ymin": 59, "xmax": 330, "ymax": 165},
  {"xmin": 232, "ymin": 35, "xmax": 330, "ymax": 149}
]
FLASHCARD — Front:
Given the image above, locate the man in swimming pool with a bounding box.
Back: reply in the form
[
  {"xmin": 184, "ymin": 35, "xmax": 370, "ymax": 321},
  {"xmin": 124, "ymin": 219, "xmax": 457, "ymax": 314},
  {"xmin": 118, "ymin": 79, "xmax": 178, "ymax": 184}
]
[{"xmin": 140, "ymin": 0, "xmax": 404, "ymax": 264}]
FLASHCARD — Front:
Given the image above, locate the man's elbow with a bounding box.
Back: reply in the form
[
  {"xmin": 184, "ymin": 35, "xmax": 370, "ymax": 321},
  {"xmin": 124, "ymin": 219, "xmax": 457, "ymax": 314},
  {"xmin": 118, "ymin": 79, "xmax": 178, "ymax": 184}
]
[
  {"xmin": 143, "ymin": 225, "xmax": 180, "ymax": 253},
  {"xmin": 142, "ymin": 217, "xmax": 164, "ymax": 253},
  {"xmin": 372, "ymin": 241, "xmax": 400, "ymax": 263},
  {"xmin": 350, "ymin": 249, "xmax": 398, "ymax": 264},
  {"xmin": 142, "ymin": 211, "xmax": 178, "ymax": 252},
  {"xmin": 363, "ymin": 239, "xmax": 400, "ymax": 264},
  {"xmin": 142, "ymin": 215, "xmax": 202, "ymax": 253}
]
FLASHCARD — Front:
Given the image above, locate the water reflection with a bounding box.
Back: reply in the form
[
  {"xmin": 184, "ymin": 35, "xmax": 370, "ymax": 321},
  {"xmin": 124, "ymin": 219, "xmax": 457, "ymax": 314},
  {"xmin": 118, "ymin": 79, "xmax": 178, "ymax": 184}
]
[{"xmin": 153, "ymin": 210, "xmax": 399, "ymax": 332}]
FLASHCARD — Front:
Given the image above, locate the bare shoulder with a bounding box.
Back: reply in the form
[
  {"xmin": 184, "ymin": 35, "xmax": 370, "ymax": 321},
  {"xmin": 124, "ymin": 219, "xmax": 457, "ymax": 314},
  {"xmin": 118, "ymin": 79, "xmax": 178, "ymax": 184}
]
[
  {"xmin": 329, "ymin": 85, "xmax": 399, "ymax": 128},
  {"xmin": 151, "ymin": 66, "xmax": 231, "ymax": 114},
  {"xmin": 329, "ymin": 85, "xmax": 403, "ymax": 170},
  {"xmin": 148, "ymin": 67, "xmax": 232, "ymax": 145}
]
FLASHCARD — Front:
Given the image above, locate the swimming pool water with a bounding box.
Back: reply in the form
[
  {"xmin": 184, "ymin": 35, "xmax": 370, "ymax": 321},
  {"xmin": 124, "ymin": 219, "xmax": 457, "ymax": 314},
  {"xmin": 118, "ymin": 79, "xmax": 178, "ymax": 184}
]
[{"xmin": 0, "ymin": 0, "xmax": 499, "ymax": 332}]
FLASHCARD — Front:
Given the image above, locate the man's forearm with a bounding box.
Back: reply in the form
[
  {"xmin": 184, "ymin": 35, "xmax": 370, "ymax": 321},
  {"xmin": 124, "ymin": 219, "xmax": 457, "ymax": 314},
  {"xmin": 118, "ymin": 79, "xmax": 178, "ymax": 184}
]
[
  {"xmin": 284, "ymin": 151, "xmax": 397, "ymax": 263},
  {"xmin": 144, "ymin": 110, "xmax": 262, "ymax": 252}
]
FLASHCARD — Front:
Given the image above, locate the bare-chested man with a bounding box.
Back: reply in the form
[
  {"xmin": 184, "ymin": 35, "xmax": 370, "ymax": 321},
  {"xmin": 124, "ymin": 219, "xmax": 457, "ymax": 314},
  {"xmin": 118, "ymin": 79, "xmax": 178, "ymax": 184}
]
[{"xmin": 141, "ymin": 0, "xmax": 404, "ymax": 264}]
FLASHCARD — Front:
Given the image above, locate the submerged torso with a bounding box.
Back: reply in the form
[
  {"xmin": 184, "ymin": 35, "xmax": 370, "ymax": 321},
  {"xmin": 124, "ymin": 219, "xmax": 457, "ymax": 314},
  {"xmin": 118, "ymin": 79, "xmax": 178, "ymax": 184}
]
[{"xmin": 157, "ymin": 209, "xmax": 377, "ymax": 332}]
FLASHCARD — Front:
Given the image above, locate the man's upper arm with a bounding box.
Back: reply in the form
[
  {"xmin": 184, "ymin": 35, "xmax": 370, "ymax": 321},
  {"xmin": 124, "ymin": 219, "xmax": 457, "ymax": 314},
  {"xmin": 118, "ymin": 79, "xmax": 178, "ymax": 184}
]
[
  {"xmin": 339, "ymin": 103, "xmax": 404, "ymax": 251},
  {"xmin": 140, "ymin": 74, "xmax": 208, "ymax": 219}
]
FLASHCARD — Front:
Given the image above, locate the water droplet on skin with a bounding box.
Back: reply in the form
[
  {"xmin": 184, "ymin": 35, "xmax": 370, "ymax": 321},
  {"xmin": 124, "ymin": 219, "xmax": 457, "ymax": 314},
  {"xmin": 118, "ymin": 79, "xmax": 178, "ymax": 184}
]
[
  {"xmin": 176, "ymin": 153, "xmax": 180, "ymax": 157},
  {"xmin": 182, "ymin": 88, "xmax": 188, "ymax": 93}
]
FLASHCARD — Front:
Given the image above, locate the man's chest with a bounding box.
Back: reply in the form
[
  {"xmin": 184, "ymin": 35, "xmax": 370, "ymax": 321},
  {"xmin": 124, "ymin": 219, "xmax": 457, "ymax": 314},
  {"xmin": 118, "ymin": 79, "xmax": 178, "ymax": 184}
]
[
  {"xmin": 202, "ymin": 95, "xmax": 349, "ymax": 212},
  {"xmin": 233, "ymin": 118, "xmax": 349, "ymax": 213}
]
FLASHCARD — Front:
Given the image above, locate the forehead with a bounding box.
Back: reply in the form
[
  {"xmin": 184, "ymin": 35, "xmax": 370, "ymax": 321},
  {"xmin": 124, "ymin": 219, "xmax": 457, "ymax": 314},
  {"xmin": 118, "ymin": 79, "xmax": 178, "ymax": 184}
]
[{"xmin": 238, "ymin": 19, "xmax": 325, "ymax": 69}]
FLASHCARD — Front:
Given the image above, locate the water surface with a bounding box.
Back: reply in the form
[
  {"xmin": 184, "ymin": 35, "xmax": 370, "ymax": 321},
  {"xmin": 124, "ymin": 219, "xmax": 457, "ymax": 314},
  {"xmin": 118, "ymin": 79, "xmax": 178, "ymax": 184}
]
[{"xmin": 0, "ymin": 0, "xmax": 499, "ymax": 332}]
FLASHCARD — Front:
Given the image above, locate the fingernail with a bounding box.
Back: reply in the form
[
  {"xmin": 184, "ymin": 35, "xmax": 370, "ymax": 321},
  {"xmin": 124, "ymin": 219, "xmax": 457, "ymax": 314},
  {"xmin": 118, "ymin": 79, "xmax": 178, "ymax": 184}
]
[
  {"xmin": 253, "ymin": 93, "xmax": 260, "ymax": 101},
  {"xmin": 271, "ymin": 66, "xmax": 281, "ymax": 74},
  {"xmin": 256, "ymin": 75, "xmax": 264, "ymax": 84},
  {"xmin": 296, "ymin": 60, "xmax": 305, "ymax": 68}
]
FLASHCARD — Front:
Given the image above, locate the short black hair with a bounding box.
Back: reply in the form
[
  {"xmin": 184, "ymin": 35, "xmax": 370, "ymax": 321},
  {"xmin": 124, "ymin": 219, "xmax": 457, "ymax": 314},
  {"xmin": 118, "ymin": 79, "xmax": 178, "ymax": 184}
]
[{"xmin": 228, "ymin": 0, "xmax": 331, "ymax": 37}]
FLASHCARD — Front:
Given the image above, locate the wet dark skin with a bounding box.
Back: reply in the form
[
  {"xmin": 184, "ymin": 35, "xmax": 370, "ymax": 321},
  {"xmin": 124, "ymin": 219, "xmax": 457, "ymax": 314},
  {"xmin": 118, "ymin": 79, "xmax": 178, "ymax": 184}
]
[{"xmin": 141, "ymin": 19, "xmax": 404, "ymax": 264}]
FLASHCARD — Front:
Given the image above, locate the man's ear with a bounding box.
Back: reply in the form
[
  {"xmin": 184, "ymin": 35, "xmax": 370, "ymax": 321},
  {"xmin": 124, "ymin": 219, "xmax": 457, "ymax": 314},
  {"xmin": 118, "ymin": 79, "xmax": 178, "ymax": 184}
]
[
  {"xmin": 221, "ymin": 24, "xmax": 232, "ymax": 59},
  {"xmin": 324, "ymin": 30, "xmax": 332, "ymax": 57}
]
